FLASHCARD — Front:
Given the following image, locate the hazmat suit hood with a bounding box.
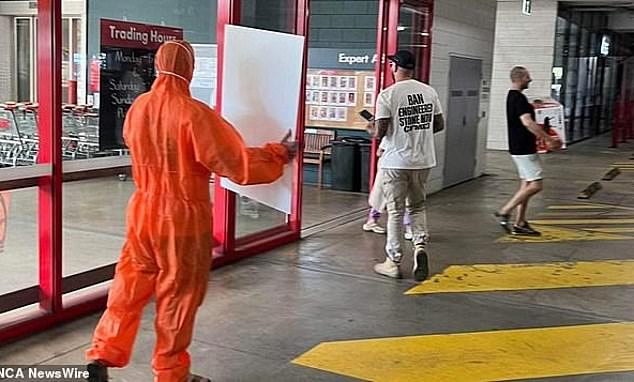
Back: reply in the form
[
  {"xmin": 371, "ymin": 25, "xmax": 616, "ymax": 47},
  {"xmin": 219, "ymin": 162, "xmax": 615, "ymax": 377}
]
[{"xmin": 154, "ymin": 40, "xmax": 195, "ymax": 90}]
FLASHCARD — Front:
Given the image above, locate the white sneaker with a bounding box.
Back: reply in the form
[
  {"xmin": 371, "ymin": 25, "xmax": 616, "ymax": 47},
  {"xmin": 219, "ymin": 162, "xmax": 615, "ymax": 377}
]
[
  {"xmin": 374, "ymin": 258, "xmax": 401, "ymax": 279},
  {"xmin": 413, "ymin": 245, "xmax": 429, "ymax": 282},
  {"xmin": 363, "ymin": 221, "xmax": 386, "ymax": 234}
]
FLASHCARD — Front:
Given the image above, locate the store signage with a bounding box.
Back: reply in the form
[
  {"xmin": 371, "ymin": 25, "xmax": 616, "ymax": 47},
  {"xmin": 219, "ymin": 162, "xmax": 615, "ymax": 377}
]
[
  {"xmin": 98, "ymin": 19, "xmax": 183, "ymax": 150},
  {"xmin": 309, "ymin": 48, "xmax": 377, "ymax": 70},
  {"xmin": 338, "ymin": 53, "xmax": 378, "ymax": 66},
  {"xmin": 522, "ymin": 0, "xmax": 532, "ymax": 15},
  {"xmin": 101, "ymin": 19, "xmax": 182, "ymax": 50},
  {"xmin": 601, "ymin": 35, "xmax": 610, "ymax": 56}
]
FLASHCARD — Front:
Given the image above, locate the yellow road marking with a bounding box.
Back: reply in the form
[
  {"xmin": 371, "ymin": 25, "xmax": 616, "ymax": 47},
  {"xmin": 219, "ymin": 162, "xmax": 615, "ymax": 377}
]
[
  {"xmin": 547, "ymin": 203, "xmax": 634, "ymax": 211},
  {"xmin": 547, "ymin": 204, "xmax": 612, "ymax": 210},
  {"xmin": 538, "ymin": 212, "xmax": 607, "ymax": 217},
  {"xmin": 583, "ymin": 228, "xmax": 634, "ymax": 234},
  {"xmin": 529, "ymin": 219, "xmax": 634, "ymax": 225},
  {"xmin": 496, "ymin": 225, "xmax": 633, "ymax": 243},
  {"xmin": 293, "ymin": 322, "xmax": 634, "ymax": 382},
  {"xmin": 405, "ymin": 260, "xmax": 634, "ymax": 295}
]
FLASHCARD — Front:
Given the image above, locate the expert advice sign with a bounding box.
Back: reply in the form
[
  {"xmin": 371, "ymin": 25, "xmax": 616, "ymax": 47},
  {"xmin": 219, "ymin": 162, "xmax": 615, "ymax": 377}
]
[{"xmin": 98, "ymin": 19, "xmax": 183, "ymax": 150}]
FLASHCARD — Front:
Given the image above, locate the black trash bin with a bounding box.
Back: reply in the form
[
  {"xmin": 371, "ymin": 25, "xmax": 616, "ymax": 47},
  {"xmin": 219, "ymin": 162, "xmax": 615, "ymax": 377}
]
[
  {"xmin": 359, "ymin": 142, "xmax": 372, "ymax": 193},
  {"xmin": 330, "ymin": 137, "xmax": 371, "ymax": 192},
  {"xmin": 330, "ymin": 139, "xmax": 357, "ymax": 192}
]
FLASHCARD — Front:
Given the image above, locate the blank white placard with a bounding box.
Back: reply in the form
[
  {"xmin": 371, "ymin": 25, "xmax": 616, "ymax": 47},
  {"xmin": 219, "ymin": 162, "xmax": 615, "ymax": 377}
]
[{"xmin": 219, "ymin": 25, "xmax": 304, "ymax": 215}]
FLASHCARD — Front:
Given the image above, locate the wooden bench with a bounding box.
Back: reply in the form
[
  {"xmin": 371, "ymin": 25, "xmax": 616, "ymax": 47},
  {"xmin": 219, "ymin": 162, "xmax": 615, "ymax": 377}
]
[{"xmin": 303, "ymin": 129, "xmax": 335, "ymax": 188}]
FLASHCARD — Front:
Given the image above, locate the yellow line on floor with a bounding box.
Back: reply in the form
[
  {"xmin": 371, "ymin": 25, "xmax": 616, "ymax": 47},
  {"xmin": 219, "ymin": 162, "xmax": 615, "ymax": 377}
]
[
  {"xmin": 496, "ymin": 225, "xmax": 633, "ymax": 243},
  {"xmin": 538, "ymin": 212, "xmax": 605, "ymax": 217},
  {"xmin": 529, "ymin": 219, "xmax": 634, "ymax": 225},
  {"xmin": 405, "ymin": 260, "xmax": 634, "ymax": 295},
  {"xmin": 292, "ymin": 322, "xmax": 634, "ymax": 382},
  {"xmin": 547, "ymin": 204, "xmax": 611, "ymax": 210},
  {"xmin": 583, "ymin": 228, "xmax": 634, "ymax": 233},
  {"xmin": 547, "ymin": 203, "xmax": 634, "ymax": 211}
]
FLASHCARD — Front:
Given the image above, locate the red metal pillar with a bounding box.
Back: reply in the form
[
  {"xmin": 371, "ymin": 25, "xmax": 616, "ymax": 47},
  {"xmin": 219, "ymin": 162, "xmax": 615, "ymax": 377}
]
[
  {"xmin": 370, "ymin": 0, "xmax": 388, "ymax": 189},
  {"xmin": 68, "ymin": 80, "xmax": 77, "ymax": 105},
  {"xmin": 290, "ymin": 0, "xmax": 309, "ymax": 233},
  {"xmin": 421, "ymin": 0, "xmax": 434, "ymax": 84},
  {"xmin": 37, "ymin": 0, "xmax": 63, "ymax": 313},
  {"xmin": 625, "ymin": 101, "xmax": 634, "ymax": 139},
  {"xmin": 213, "ymin": 0, "xmax": 241, "ymax": 256}
]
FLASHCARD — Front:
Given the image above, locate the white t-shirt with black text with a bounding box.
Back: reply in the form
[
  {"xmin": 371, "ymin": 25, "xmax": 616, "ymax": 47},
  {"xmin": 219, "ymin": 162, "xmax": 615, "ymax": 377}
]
[{"xmin": 375, "ymin": 79, "xmax": 442, "ymax": 170}]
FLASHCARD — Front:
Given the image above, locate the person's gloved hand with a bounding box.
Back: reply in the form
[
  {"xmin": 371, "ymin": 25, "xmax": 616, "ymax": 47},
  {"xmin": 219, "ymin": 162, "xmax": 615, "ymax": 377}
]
[{"xmin": 281, "ymin": 130, "xmax": 298, "ymax": 161}]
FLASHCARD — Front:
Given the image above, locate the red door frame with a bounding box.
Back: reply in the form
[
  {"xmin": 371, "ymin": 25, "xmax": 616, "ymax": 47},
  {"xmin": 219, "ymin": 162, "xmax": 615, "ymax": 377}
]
[
  {"xmin": 0, "ymin": 0, "xmax": 112, "ymax": 343},
  {"xmin": 0, "ymin": 0, "xmax": 431, "ymax": 345},
  {"xmin": 38, "ymin": 0, "xmax": 63, "ymax": 315},
  {"xmin": 212, "ymin": 0, "xmax": 309, "ymax": 267},
  {"xmin": 0, "ymin": 0, "xmax": 310, "ymax": 345},
  {"xmin": 370, "ymin": 0, "xmax": 434, "ymax": 186}
]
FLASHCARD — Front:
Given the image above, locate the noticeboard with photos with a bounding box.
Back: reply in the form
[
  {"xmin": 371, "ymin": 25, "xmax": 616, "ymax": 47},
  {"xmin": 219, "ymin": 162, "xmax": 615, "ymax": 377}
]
[{"xmin": 305, "ymin": 69, "xmax": 376, "ymax": 130}]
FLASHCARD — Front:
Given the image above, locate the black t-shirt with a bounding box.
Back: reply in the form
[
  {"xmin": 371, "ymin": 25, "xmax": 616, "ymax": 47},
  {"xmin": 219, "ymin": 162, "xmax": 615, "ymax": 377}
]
[{"xmin": 506, "ymin": 90, "xmax": 536, "ymax": 155}]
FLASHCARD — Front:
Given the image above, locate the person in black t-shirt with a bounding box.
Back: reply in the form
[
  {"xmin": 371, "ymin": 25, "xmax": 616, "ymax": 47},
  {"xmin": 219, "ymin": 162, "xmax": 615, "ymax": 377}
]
[{"xmin": 494, "ymin": 66, "xmax": 561, "ymax": 236}]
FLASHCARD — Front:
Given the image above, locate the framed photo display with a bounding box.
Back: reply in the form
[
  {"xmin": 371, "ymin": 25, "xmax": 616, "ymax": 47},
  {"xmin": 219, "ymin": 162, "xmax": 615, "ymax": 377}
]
[{"xmin": 305, "ymin": 68, "xmax": 376, "ymax": 130}]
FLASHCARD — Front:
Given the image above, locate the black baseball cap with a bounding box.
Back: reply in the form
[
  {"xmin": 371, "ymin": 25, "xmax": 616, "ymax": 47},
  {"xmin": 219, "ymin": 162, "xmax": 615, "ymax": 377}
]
[{"xmin": 388, "ymin": 50, "xmax": 416, "ymax": 70}]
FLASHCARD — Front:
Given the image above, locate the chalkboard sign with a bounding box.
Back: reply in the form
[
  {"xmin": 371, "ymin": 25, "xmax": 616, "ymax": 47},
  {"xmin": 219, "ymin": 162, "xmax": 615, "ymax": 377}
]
[{"xmin": 98, "ymin": 19, "xmax": 183, "ymax": 150}]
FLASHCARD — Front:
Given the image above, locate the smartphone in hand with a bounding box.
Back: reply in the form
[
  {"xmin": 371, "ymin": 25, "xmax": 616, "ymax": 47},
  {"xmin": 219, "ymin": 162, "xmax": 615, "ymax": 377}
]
[{"xmin": 359, "ymin": 110, "xmax": 374, "ymax": 121}]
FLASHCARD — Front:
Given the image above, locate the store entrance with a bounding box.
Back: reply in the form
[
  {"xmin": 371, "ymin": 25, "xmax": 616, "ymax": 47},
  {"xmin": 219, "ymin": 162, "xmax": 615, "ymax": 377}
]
[{"xmin": 300, "ymin": 0, "xmax": 434, "ymax": 233}]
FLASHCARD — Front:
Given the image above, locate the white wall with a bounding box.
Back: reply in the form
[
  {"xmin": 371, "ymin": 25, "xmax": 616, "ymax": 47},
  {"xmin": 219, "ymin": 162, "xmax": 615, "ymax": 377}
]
[
  {"xmin": 486, "ymin": 0, "xmax": 558, "ymax": 151},
  {"xmin": 428, "ymin": 0, "xmax": 497, "ymax": 192}
]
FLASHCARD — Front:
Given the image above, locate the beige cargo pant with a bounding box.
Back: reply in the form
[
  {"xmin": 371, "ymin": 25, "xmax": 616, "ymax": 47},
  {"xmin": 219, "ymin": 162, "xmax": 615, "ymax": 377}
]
[{"xmin": 382, "ymin": 168, "xmax": 430, "ymax": 263}]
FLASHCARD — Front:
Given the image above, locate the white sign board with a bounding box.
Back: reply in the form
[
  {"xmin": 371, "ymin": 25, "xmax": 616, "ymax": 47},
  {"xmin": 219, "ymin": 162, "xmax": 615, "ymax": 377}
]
[
  {"xmin": 522, "ymin": 0, "xmax": 532, "ymax": 15},
  {"xmin": 190, "ymin": 44, "xmax": 218, "ymax": 107},
  {"xmin": 601, "ymin": 35, "xmax": 610, "ymax": 56},
  {"xmin": 220, "ymin": 25, "xmax": 304, "ymax": 215}
]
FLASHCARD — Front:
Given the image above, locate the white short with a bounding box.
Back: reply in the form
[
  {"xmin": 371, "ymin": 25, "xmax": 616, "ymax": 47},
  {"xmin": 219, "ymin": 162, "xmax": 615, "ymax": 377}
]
[{"xmin": 512, "ymin": 154, "xmax": 543, "ymax": 181}]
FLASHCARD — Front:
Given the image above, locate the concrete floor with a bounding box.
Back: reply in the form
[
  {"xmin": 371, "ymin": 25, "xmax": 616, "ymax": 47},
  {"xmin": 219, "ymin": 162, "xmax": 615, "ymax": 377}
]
[
  {"xmin": 0, "ymin": 181, "xmax": 368, "ymax": 295},
  {"xmin": 0, "ymin": 134, "xmax": 633, "ymax": 381}
]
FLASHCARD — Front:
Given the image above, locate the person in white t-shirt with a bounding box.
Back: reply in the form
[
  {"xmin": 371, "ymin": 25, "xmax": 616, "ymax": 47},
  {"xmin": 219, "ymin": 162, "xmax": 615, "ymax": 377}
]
[{"xmin": 367, "ymin": 50, "xmax": 444, "ymax": 281}]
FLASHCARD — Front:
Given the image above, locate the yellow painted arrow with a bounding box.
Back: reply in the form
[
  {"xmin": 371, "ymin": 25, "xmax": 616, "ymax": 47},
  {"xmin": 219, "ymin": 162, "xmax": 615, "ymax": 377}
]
[
  {"xmin": 406, "ymin": 260, "xmax": 634, "ymax": 295},
  {"xmin": 547, "ymin": 203, "xmax": 634, "ymax": 211},
  {"xmin": 529, "ymin": 219, "xmax": 634, "ymax": 225},
  {"xmin": 496, "ymin": 224, "xmax": 634, "ymax": 243},
  {"xmin": 293, "ymin": 322, "xmax": 634, "ymax": 382}
]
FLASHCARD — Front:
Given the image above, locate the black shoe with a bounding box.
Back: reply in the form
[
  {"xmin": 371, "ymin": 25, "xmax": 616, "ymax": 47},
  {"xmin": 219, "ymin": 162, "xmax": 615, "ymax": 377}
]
[
  {"xmin": 86, "ymin": 361, "xmax": 108, "ymax": 382},
  {"xmin": 512, "ymin": 223, "xmax": 541, "ymax": 236},
  {"xmin": 188, "ymin": 374, "xmax": 212, "ymax": 382},
  {"xmin": 413, "ymin": 245, "xmax": 429, "ymax": 282},
  {"xmin": 494, "ymin": 212, "xmax": 511, "ymax": 234}
]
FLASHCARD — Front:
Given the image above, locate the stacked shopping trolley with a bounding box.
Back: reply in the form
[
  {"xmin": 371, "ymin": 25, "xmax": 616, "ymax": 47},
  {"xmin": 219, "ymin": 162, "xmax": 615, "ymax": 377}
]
[{"xmin": 0, "ymin": 102, "xmax": 107, "ymax": 167}]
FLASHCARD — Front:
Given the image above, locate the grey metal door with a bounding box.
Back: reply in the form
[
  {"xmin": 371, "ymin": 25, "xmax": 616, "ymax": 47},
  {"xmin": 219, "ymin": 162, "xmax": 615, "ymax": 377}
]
[{"xmin": 443, "ymin": 56, "xmax": 482, "ymax": 187}]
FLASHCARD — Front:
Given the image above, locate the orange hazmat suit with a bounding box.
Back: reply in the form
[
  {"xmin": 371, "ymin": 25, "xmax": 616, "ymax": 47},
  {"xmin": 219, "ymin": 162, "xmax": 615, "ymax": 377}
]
[{"xmin": 86, "ymin": 40, "xmax": 290, "ymax": 382}]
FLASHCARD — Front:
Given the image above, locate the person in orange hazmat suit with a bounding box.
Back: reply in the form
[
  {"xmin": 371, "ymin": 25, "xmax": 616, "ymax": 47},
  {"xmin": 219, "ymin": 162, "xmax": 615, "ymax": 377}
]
[{"xmin": 85, "ymin": 40, "xmax": 296, "ymax": 382}]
